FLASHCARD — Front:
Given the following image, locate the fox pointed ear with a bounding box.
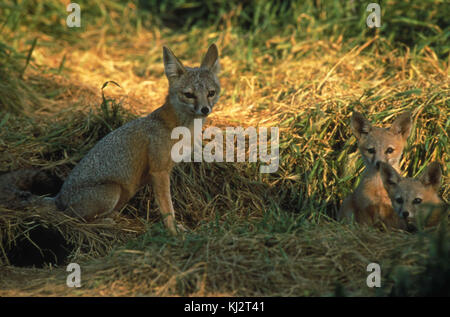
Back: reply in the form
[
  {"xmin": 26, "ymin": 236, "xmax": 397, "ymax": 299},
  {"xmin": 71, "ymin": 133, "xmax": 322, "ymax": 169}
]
[
  {"xmin": 379, "ymin": 161, "xmax": 400, "ymax": 191},
  {"xmin": 200, "ymin": 44, "xmax": 220, "ymax": 74},
  {"xmin": 419, "ymin": 162, "xmax": 442, "ymax": 191},
  {"xmin": 390, "ymin": 111, "xmax": 412, "ymax": 140},
  {"xmin": 163, "ymin": 46, "xmax": 186, "ymax": 80},
  {"xmin": 351, "ymin": 111, "xmax": 372, "ymax": 140}
]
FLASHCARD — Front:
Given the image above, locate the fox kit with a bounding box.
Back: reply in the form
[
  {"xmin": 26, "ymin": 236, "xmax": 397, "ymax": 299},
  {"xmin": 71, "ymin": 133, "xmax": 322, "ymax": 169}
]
[
  {"xmin": 338, "ymin": 111, "xmax": 412, "ymax": 229},
  {"xmin": 40, "ymin": 44, "xmax": 221, "ymax": 235},
  {"xmin": 379, "ymin": 161, "xmax": 447, "ymax": 228}
]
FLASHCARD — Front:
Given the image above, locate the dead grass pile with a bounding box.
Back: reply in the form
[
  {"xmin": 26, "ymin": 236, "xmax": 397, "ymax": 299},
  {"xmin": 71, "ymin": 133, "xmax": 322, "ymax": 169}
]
[
  {"xmin": 0, "ymin": 202, "xmax": 145, "ymax": 267},
  {"xmin": 1, "ymin": 221, "xmax": 445, "ymax": 296}
]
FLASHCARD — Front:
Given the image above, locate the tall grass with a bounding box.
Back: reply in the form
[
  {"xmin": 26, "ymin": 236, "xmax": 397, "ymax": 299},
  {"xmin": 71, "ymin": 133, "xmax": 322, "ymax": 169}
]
[{"xmin": 0, "ymin": 0, "xmax": 448, "ymax": 296}]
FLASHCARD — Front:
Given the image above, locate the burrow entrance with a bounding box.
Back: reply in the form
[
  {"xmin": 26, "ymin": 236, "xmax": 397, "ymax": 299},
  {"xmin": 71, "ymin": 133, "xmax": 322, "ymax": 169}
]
[
  {"xmin": 5, "ymin": 226, "xmax": 74, "ymax": 268},
  {"xmin": 2, "ymin": 169, "xmax": 74, "ymax": 268}
]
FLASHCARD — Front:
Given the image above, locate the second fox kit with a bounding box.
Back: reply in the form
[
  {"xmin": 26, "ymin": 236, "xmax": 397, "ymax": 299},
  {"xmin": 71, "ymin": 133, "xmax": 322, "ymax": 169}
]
[
  {"xmin": 379, "ymin": 161, "xmax": 447, "ymax": 227},
  {"xmin": 338, "ymin": 111, "xmax": 412, "ymax": 228},
  {"xmin": 45, "ymin": 44, "xmax": 221, "ymax": 234}
]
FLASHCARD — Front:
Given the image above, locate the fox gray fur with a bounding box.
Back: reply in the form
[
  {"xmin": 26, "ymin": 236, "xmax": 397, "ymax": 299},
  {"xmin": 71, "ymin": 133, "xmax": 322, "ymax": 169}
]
[{"xmin": 1, "ymin": 44, "xmax": 221, "ymax": 235}]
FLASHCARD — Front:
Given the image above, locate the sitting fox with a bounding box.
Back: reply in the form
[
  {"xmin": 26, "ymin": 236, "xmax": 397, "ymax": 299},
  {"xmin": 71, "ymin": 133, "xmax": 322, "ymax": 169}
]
[
  {"xmin": 1, "ymin": 44, "xmax": 221, "ymax": 235},
  {"xmin": 338, "ymin": 111, "xmax": 412, "ymax": 229},
  {"xmin": 379, "ymin": 161, "xmax": 448, "ymax": 228}
]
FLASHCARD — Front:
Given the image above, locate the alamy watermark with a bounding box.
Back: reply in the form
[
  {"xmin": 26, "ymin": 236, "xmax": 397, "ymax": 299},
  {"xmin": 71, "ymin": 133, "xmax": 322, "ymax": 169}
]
[
  {"xmin": 366, "ymin": 3, "xmax": 381, "ymax": 28},
  {"xmin": 66, "ymin": 263, "xmax": 81, "ymax": 287},
  {"xmin": 66, "ymin": 2, "xmax": 381, "ymax": 30},
  {"xmin": 366, "ymin": 263, "xmax": 381, "ymax": 288},
  {"xmin": 66, "ymin": 3, "xmax": 81, "ymax": 28},
  {"xmin": 171, "ymin": 119, "xmax": 279, "ymax": 173}
]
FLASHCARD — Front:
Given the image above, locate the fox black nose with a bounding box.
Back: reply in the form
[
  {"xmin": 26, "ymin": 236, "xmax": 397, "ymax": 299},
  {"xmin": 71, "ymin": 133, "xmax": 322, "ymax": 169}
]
[
  {"xmin": 402, "ymin": 211, "xmax": 409, "ymax": 218},
  {"xmin": 201, "ymin": 107, "xmax": 210, "ymax": 115}
]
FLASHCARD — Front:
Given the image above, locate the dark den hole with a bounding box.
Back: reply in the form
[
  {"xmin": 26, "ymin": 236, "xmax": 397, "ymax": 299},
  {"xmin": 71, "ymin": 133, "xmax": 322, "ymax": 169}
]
[{"xmin": 5, "ymin": 226, "xmax": 73, "ymax": 268}]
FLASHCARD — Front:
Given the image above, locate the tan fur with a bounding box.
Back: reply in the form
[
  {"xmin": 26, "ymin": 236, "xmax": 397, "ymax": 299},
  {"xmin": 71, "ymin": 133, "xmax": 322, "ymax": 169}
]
[
  {"xmin": 379, "ymin": 161, "xmax": 447, "ymax": 228},
  {"xmin": 338, "ymin": 111, "xmax": 412, "ymax": 229},
  {"xmin": 23, "ymin": 44, "xmax": 222, "ymax": 235}
]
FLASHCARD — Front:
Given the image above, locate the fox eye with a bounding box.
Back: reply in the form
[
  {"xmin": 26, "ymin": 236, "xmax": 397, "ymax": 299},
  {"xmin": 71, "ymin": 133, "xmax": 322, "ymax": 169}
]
[
  {"xmin": 183, "ymin": 92, "xmax": 195, "ymax": 99},
  {"xmin": 367, "ymin": 148, "xmax": 376, "ymax": 154},
  {"xmin": 386, "ymin": 147, "xmax": 394, "ymax": 154},
  {"xmin": 207, "ymin": 90, "xmax": 216, "ymax": 98},
  {"xmin": 387, "ymin": 179, "xmax": 397, "ymax": 186},
  {"xmin": 413, "ymin": 198, "xmax": 422, "ymax": 204},
  {"xmin": 395, "ymin": 197, "xmax": 404, "ymax": 204}
]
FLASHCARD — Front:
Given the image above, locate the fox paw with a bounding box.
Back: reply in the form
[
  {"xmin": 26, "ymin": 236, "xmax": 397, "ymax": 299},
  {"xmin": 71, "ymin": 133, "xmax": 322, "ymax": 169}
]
[
  {"xmin": 176, "ymin": 223, "xmax": 188, "ymax": 233},
  {"xmin": 167, "ymin": 223, "xmax": 188, "ymax": 236},
  {"xmin": 97, "ymin": 217, "xmax": 116, "ymax": 225},
  {"xmin": 16, "ymin": 190, "xmax": 32, "ymax": 200}
]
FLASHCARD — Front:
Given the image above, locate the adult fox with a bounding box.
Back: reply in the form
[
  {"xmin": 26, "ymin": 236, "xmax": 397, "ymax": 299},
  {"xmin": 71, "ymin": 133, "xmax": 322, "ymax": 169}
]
[{"xmin": 1, "ymin": 44, "xmax": 221, "ymax": 235}]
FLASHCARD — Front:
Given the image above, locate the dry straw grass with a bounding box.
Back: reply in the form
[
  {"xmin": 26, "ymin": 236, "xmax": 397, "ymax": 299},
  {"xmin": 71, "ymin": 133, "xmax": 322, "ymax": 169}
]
[
  {"xmin": 0, "ymin": 1, "xmax": 449, "ymax": 296},
  {"xmin": 0, "ymin": 203, "xmax": 145, "ymax": 262},
  {"xmin": 0, "ymin": 222, "xmax": 437, "ymax": 296}
]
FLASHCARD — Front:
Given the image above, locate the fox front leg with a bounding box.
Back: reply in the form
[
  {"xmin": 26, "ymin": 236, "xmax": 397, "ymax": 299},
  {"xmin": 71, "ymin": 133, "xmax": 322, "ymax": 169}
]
[{"xmin": 150, "ymin": 171, "xmax": 185, "ymax": 235}]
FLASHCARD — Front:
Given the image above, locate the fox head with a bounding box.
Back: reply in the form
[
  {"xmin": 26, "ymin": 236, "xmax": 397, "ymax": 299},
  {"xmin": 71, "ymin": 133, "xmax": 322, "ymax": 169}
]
[
  {"xmin": 351, "ymin": 111, "xmax": 412, "ymax": 170},
  {"xmin": 379, "ymin": 161, "xmax": 443, "ymax": 222},
  {"xmin": 163, "ymin": 44, "xmax": 220, "ymax": 118}
]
